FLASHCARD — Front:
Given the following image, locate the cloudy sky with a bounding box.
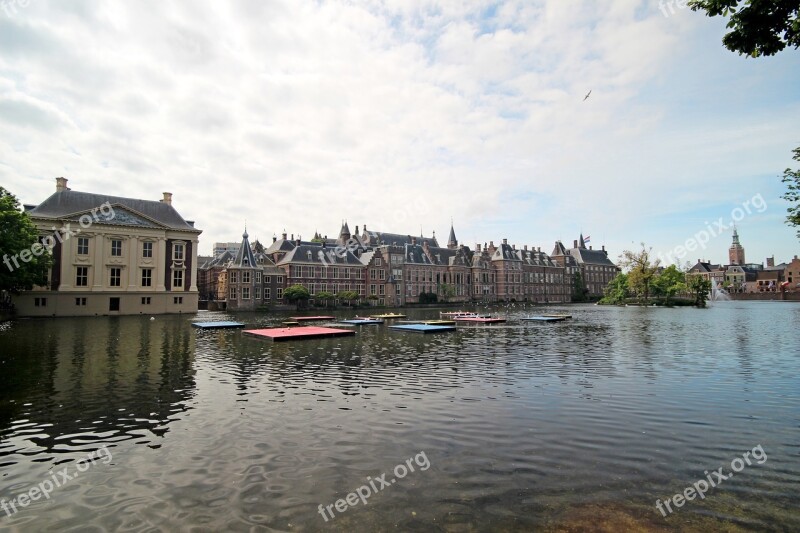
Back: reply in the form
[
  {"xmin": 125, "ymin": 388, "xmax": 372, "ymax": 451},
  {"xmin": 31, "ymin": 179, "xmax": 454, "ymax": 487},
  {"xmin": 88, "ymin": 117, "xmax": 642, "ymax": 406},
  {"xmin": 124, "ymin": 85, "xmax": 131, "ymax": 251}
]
[{"xmin": 1, "ymin": 0, "xmax": 798, "ymax": 264}]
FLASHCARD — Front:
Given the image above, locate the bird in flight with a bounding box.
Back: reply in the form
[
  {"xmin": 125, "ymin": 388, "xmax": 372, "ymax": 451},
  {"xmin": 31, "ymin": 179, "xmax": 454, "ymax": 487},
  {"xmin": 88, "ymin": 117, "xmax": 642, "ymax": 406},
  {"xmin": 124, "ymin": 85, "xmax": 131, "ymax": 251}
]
[{"xmin": 583, "ymin": 90, "xmax": 592, "ymax": 101}]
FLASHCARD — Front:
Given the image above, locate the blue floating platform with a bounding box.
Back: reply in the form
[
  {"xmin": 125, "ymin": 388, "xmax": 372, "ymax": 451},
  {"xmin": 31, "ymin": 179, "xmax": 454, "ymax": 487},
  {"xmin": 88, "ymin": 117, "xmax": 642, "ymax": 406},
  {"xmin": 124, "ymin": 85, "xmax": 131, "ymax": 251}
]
[
  {"xmin": 192, "ymin": 321, "xmax": 245, "ymax": 329},
  {"xmin": 390, "ymin": 324, "xmax": 456, "ymax": 333}
]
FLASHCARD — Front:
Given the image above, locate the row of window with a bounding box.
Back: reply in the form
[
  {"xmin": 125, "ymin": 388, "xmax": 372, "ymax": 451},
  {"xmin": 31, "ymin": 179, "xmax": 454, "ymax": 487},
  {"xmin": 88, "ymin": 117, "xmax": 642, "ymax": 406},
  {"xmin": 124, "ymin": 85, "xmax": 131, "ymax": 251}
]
[
  {"xmin": 75, "ymin": 239, "xmax": 184, "ymax": 260},
  {"xmin": 230, "ymin": 287, "xmax": 283, "ymax": 300},
  {"xmin": 228, "ymin": 272, "xmax": 284, "ymax": 284},
  {"xmin": 75, "ymin": 267, "xmax": 185, "ymax": 289}
]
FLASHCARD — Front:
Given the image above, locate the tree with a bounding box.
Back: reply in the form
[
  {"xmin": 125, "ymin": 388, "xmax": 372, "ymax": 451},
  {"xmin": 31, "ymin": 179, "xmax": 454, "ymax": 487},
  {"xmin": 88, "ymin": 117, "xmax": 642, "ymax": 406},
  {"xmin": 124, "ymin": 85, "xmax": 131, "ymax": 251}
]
[
  {"xmin": 618, "ymin": 244, "xmax": 661, "ymax": 303},
  {"xmin": 284, "ymin": 284, "xmax": 310, "ymax": 308},
  {"xmin": 0, "ymin": 187, "xmax": 52, "ymax": 294},
  {"xmin": 689, "ymin": 0, "xmax": 800, "ymax": 57},
  {"xmin": 781, "ymin": 146, "xmax": 800, "ymax": 238},
  {"xmin": 252, "ymin": 239, "xmax": 265, "ymax": 254},
  {"xmin": 336, "ymin": 290, "xmax": 360, "ymax": 306},
  {"xmin": 572, "ymin": 271, "xmax": 588, "ymax": 302},
  {"xmin": 315, "ymin": 291, "xmax": 334, "ymax": 307},
  {"xmin": 600, "ymin": 272, "xmax": 629, "ymax": 304},
  {"xmin": 651, "ymin": 265, "xmax": 687, "ymax": 305},
  {"xmin": 438, "ymin": 283, "xmax": 455, "ymax": 302},
  {"xmin": 686, "ymin": 274, "xmax": 713, "ymax": 308}
]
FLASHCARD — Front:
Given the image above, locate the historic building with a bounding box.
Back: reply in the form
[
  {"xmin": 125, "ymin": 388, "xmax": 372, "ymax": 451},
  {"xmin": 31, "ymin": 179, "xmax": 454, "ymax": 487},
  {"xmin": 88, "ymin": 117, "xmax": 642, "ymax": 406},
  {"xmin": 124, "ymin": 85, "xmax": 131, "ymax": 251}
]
[
  {"xmin": 14, "ymin": 178, "xmax": 201, "ymax": 316},
  {"xmin": 550, "ymin": 235, "xmax": 618, "ymax": 299},
  {"xmin": 728, "ymin": 228, "xmax": 746, "ymax": 265}
]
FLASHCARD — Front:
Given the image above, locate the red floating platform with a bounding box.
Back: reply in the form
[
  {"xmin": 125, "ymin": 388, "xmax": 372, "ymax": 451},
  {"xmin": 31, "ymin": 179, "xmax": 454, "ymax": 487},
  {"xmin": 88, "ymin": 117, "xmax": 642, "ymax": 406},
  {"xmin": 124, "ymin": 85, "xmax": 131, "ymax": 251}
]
[
  {"xmin": 244, "ymin": 326, "xmax": 355, "ymax": 341},
  {"xmin": 289, "ymin": 316, "xmax": 336, "ymax": 321}
]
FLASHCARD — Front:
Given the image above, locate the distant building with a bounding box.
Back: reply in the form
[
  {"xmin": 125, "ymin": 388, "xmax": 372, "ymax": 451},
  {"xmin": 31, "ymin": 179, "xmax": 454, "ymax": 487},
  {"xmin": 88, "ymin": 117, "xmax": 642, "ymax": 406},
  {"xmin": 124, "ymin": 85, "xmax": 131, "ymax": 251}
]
[
  {"xmin": 786, "ymin": 256, "xmax": 800, "ymax": 291},
  {"xmin": 213, "ymin": 242, "xmax": 240, "ymax": 257},
  {"xmin": 551, "ymin": 235, "xmax": 618, "ymax": 299},
  {"xmin": 15, "ymin": 178, "xmax": 201, "ymax": 316}
]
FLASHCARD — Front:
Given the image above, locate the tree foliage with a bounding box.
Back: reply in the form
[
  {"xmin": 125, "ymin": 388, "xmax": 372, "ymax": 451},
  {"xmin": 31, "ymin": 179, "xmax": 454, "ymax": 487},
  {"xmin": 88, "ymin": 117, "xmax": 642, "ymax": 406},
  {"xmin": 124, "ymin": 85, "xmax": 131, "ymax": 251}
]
[
  {"xmin": 651, "ymin": 265, "xmax": 687, "ymax": 304},
  {"xmin": 284, "ymin": 284, "xmax": 310, "ymax": 302},
  {"xmin": 618, "ymin": 244, "xmax": 661, "ymax": 303},
  {"xmin": 689, "ymin": 0, "xmax": 800, "ymax": 57},
  {"xmin": 572, "ymin": 271, "xmax": 588, "ymax": 302},
  {"xmin": 0, "ymin": 187, "xmax": 52, "ymax": 293},
  {"xmin": 781, "ymin": 146, "xmax": 800, "ymax": 239},
  {"xmin": 600, "ymin": 272, "xmax": 629, "ymax": 304},
  {"xmin": 252, "ymin": 239, "xmax": 265, "ymax": 254},
  {"xmin": 686, "ymin": 275, "xmax": 713, "ymax": 308}
]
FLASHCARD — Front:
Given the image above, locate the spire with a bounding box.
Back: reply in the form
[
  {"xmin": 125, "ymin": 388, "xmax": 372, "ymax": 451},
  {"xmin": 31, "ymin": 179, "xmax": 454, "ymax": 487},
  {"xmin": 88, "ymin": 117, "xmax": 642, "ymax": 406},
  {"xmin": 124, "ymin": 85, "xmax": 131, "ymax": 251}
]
[
  {"xmin": 579, "ymin": 234, "xmax": 586, "ymax": 248},
  {"xmin": 731, "ymin": 226, "xmax": 740, "ymax": 246},
  {"xmin": 233, "ymin": 226, "xmax": 257, "ymax": 268},
  {"xmin": 447, "ymin": 222, "xmax": 458, "ymax": 249}
]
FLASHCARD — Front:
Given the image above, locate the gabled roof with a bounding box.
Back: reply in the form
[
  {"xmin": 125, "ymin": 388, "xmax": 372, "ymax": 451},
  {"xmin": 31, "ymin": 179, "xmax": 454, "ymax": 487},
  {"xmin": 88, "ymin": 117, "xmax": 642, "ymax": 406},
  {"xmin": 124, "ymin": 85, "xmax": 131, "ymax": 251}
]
[
  {"xmin": 492, "ymin": 243, "xmax": 522, "ymax": 261},
  {"xmin": 27, "ymin": 189, "xmax": 199, "ymax": 232},
  {"xmin": 568, "ymin": 247, "xmax": 616, "ymax": 267},
  {"xmin": 551, "ymin": 241, "xmax": 568, "ymax": 257}
]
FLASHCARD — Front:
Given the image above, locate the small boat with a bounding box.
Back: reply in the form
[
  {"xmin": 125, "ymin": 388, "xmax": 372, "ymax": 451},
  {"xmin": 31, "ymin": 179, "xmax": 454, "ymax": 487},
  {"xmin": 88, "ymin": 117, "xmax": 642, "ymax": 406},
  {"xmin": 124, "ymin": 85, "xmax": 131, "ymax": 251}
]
[
  {"xmin": 521, "ymin": 316, "xmax": 567, "ymax": 322},
  {"xmin": 370, "ymin": 313, "xmax": 407, "ymax": 319},
  {"xmin": 541, "ymin": 314, "xmax": 572, "ymax": 319},
  {"xmin": 440, "ymin": 310, "xmax": 472, "ymax": 317}
]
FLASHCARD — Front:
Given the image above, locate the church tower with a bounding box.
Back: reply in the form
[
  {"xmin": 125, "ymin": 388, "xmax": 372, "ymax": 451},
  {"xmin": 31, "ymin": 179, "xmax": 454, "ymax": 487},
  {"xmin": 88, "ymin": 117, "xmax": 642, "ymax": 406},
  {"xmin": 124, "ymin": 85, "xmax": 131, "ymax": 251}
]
[{"xmin": 728, "ymin": 228, "xmax": 745, "ymax": 265}]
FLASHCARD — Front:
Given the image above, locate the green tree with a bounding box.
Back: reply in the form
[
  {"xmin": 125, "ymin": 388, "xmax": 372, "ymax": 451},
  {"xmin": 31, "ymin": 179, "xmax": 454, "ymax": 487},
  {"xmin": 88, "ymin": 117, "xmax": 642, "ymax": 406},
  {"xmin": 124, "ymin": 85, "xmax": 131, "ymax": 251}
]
[
  {"xmin": 686, "ymin": 274, "xmax": 713, "ymax": 308},
  {"xmin": 284, "ymin": 284, "xmax": 310, "ymax": 308},
  {"xmin": 651, "ymin": 265, "xmax": 687, "ymax": 305},
  {"xmin": 600, "ymin": 272, "xmax": 629, "ymax": 304},
  {"xmin": 619, "ymin": 244, "xmax": 661, "ymax": 303},
  {"xmin": 336, "ymin": 290, "xmax": 360, "ymax": 306},
  {"xmin": 572, "ymin": 271, "xmax": 588, "ymax": 302},
  {"xmin": 252, "ymin": 239, "xmax": 265, "ymax": 254},
  {"xmin": 438, "ymin": 283, "xmax": 455, "ymax": 302},
  {"xmin": 781, "ymin": 146, "xmax": 800, "ymax": 238},
  {"xmin": 0, "ymin": 187, "xmax": 52, "ymax": 294},
  {"xmin": 315, "ymin": 291, "xmax": 334, "ymax": 307},
  {"xmin": 689, "ymin": 0, "xmax": 800, "ymax": 57}
]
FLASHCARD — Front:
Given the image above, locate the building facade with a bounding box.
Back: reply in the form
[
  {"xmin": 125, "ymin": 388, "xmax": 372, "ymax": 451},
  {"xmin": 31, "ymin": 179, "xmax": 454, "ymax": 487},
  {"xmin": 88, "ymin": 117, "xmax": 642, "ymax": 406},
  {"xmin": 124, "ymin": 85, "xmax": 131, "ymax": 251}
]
[{"xmin": 15, "ymin": 178, "xmax": 201, "ymax": 316}]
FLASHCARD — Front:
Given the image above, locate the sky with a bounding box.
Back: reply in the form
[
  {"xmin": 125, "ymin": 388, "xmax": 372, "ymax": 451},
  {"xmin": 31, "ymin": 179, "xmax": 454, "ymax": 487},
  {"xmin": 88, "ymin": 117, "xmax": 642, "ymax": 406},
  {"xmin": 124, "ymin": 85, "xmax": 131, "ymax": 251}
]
[{"xmin": 1, "ymin": 0, "xmax": 798, "ymax": 265}]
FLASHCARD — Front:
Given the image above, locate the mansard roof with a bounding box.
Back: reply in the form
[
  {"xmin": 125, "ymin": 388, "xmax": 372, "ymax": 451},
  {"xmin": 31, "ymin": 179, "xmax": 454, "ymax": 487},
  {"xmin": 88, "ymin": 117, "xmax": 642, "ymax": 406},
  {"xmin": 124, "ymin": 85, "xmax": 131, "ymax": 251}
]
[{"xmin": 27, "ymin": 189, "xmax": 199, "ymax": 232}]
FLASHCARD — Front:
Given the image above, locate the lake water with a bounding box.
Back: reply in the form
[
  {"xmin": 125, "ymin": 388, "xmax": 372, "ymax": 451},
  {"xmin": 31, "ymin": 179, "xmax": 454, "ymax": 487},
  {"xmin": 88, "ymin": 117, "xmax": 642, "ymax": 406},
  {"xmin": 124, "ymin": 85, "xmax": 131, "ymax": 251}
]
[{"xmin": 1, "ymin": 301, "xmax": 798, "ymax": 532}]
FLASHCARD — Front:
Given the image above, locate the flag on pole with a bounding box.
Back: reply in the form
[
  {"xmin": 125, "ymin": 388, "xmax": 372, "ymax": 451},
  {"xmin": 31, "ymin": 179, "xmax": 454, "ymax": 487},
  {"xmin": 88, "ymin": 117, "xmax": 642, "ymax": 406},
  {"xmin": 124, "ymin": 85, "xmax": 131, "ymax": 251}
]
[{"xmin": 584, "ymin": 236, "xmax": 591, "ymax": 244}]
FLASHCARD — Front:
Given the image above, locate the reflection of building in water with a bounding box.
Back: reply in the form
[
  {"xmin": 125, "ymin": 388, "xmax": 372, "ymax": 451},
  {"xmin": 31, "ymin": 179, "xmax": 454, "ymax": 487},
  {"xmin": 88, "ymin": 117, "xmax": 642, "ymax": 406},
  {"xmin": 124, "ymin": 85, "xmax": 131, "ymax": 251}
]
[{"xmin": 0, "ymin": 316, "xmax": 197, "ymax": 457}]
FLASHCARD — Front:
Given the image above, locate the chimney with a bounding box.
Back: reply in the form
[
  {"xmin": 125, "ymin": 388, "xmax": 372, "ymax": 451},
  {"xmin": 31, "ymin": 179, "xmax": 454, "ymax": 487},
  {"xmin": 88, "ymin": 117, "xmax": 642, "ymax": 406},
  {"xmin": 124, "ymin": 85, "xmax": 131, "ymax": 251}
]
[
  {"xmin": 55, "ymin": 177, "xmax": 69, "ymax": 192},
  {"xmin": 503, "ymin": 238, "xmax": 508, "ymax": 245},
  {"xmin": 161, "ymin": 192, "xmax": 172, "ymax": 205},
  {"xmin": 589, "ymin": 246, "xmax": 593, "ymax": 250},
  {"xmin": 602, "ymin": 245, "xmax": 605, "ymax": 252},
  {"xmin": 355, "ymin": 226, "xmax": 359, "ymax": 235},
  {"xmin": 524, "ymin": 245, "xmax": 528, "ymax": 251},
  {"xmin": 282, "ymin": 231, "xmax": 287, "ymax": 240},
  {"xmin": 573, "ymin": 240, "xmax": 578, "ymax": 248},
  {"xmin": 296, "ymin": 237, "xmax": 301, "ymax": 246},
  {"xmin": 423, "ymin": 239, "xmax": 429, "ymax": 251},
  {"xmin": 411, "ymin": 237, "xmax": 417, "ymax": 245},
  {"xmin": 766, "ymin": 256, "xmax": 774, "ymax": 267},
  {"xmin": 537, "ymin": 247, "xmax": 541, "ymax": 252},
  {"xmin": 273, "ymin": 236, "xmax": 277, "ymax": 243},
  {"xmin": 476, "ymin": 243, "xmax": 481, "ymax": 252}
]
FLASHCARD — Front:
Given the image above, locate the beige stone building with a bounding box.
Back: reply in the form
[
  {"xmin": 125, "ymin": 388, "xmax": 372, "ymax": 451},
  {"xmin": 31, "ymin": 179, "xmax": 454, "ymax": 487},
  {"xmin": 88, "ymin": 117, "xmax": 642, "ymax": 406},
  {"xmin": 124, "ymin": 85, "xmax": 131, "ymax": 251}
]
[{"xmin": 14, "ymin": 178, "xmax": 201, "ymax": 316}]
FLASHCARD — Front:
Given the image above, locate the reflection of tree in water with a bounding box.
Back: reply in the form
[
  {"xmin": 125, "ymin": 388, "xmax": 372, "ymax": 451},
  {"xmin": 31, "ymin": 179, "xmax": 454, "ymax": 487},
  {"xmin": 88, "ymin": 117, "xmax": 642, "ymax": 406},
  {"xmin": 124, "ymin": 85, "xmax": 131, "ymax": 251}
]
[{"xmin": 0, "ymin": 316, "xmax": 196, "ymax": 462}]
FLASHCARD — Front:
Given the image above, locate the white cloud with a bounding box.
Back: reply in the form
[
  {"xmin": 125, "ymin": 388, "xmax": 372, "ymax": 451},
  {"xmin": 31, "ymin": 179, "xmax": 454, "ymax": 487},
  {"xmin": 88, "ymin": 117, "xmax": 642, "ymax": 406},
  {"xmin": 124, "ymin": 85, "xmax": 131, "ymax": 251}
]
[{"xmin": 0, "ymin": 0, "xmax": 797, "ymax": 262}]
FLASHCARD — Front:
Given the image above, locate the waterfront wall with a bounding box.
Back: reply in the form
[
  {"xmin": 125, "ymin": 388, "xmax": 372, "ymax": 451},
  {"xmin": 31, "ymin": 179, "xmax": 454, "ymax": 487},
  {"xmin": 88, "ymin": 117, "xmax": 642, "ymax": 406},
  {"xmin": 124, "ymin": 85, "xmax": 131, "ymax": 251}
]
[{"xmin": 729, "ymin": 292, "xmax": 800, "ymax": 301}]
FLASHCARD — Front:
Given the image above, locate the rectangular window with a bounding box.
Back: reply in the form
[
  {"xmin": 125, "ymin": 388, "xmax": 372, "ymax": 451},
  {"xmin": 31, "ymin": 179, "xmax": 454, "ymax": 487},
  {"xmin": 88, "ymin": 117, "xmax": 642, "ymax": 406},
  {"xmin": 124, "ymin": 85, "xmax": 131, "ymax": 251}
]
[
  {"xmin": 375, "ymin": 258, "xmax": 382, "ymax": 267},
  {"xmin": 255, "ymin": 272, "xmax": 262, "ymax": 283},
  {"xmin": 230, "ymin": 272, "xmax": 238, "ymax": 283},
  {"xmin": 141, "ymin": 268, "xmax": 152, "ymax": 287},
  {"xmin": 265, "ymin": 288, "xmax": 271, "ymax": 299},
  {"xmin": 276, "ymin": 287, "xmax": 283, "ymax": 299},
  {"xmin": 76, "ymin": 266, "xmax": 89, "ymax": 286},
  {"xmin": 370, "ymin": 284, "xmax": 377, "ymax": 295},
  {"xmin": 379, "ymin": 284, "xmax": 384, "ymax": 295},
  {"xmin": 111, "ymin": 239, "xmax": 122, "ymax": 257},
  {"xmin": 142, "ymin": 241, "xmax": 153, "ymax": 258},
  {"xmin": 110, "ymin": 267, "xmax": 121, "ymax": 287},
  {"xmin": 242, "ymin": 287, "xmax": 250, "ymax": 300},
  {"xmin": 173, "ymin": 243, "xmax": 185, "ymax": 261},
  {"xmin": 230, "ymin": 287, "xmax": 236, "ymax": 299},
  {"xmin": 75, "ymin": 297, "xmax": 86, "ymax": 306},
  {"xmin": 255, "ymin": 287, "xmax": 261, "ymax": 299},
  {"xmin": 173, "ymin": 270, "xmax": 184, "ymax": 289},
  {"xmin": 141, "ymin": 297, "xmax": 151, "ymax": 305},
  {"xmin": 266, "ymin": 276, "xmax": 272, "ymax": 283},
  {"xmin": 173, "ymin": 297, "xmax": 183, "ymax": 304},
  {"xmin": 277, "ymin": 276, "xmax": 283, "ymax": 284},
  {"xmin": 242, "ymin": 271, "xmax": 251, "ymax": 283},
  {"xmin": 77, "ymin": 237, "xmax": 89, "ymax": 255}
]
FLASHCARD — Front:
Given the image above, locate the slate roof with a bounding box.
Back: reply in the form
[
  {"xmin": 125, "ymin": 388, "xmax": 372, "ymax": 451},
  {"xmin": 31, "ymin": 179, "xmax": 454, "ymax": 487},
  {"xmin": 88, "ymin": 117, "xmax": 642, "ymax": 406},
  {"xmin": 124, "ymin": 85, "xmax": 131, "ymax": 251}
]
[
  {"xmin": 231, "ymin": 230, "xmax": 258, "ymax": 268},
  {"xmin": 517, "ymin": 249, "xmax": 557, "ymax": 267},
  {"xmin": 569, "ymin": 247, "xmax": 616, "ymax": 267},
  {"xmin": 26, "ymin": 189, "xmax": 199, "ymax": 232},
  {"xmin": 277, "ymin": 244, "xmax": 363, "ymax": 266},
  {"xmin": 364, "ymin": 230, "xmax": 439, "ymax": 248},
  {"xmin": 447, "ymin": 225, "xmax": 457, "ymax": 247},
  {"xmin": 492, "ymin": 243, "xmax": 522, "ymax": 262}
]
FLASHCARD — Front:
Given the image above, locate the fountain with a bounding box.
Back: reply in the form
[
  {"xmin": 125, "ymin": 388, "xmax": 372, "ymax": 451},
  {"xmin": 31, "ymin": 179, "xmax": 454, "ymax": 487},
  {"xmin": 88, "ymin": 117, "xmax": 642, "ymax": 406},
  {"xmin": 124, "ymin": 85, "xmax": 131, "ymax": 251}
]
[{"xmin": 710, "ymin": 282, "xmax": 730, "ymax": 302}]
